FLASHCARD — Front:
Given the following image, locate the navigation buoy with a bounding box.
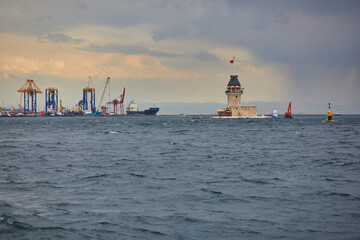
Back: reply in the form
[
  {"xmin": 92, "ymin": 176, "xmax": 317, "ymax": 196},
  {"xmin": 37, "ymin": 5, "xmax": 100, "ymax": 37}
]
[
  {"xmin": 285, "ymin": 101, "xmax": 293, "ymax": 118},
  {"xmin": 326, "ymin": 103, "xmax": 334, "ymax": 122}
]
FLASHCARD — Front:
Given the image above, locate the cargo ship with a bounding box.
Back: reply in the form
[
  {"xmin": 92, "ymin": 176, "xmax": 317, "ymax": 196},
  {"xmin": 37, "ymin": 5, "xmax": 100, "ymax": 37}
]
[{"xmin": 126, "ymin": 100, "xmax": 159, "ymax": 115}]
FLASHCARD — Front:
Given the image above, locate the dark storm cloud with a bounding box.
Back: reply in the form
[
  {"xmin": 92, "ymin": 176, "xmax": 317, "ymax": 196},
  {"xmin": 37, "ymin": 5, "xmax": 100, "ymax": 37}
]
[
  {"xmin": 1, "ymin": 0, "xmax": 359, "ymax": 104},
  {"xmin": 79, "ymin": 43, "xmax": 182, "ymax": 58},
  {"xmin": 37, "ymin": 33, "xmax": 85, "ymax": 44},
  {"xmin": 192, "ymin": 51, "xmax": 220, "ymax": 62},
  {"xmin": 1, "ymin": 0, "xmax": 359, "ymax": 67},
  {"xmin": 0, "ymin": 1, "xmax": 147, "ymax": 34},
  {"xmin": 80, "ymin": 44, "xmax": 219, "ymax": 62},
  {"xmin": 226, "ymin": 0, "xmax": 360, "ymax": 18},
  {"xmin": 220, "ymin": 0, "xmax": 360, "ymax": 66}
]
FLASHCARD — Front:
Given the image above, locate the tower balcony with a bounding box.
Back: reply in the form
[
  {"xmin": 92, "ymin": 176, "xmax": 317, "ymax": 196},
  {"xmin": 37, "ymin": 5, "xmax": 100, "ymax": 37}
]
[{"xmin": 225, "ymin": 87, "xmax": 244, "ymax": 94}]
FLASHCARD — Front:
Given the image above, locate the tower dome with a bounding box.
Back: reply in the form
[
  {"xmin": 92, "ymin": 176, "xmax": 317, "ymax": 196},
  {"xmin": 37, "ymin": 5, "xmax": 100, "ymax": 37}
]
[
  {"xmin": 226, "ymin": 74, "xmax": 243, "ymax": 94},
  {"xmin": 227, "ymin": 74, "xmax": 241, "ymax": 86}
]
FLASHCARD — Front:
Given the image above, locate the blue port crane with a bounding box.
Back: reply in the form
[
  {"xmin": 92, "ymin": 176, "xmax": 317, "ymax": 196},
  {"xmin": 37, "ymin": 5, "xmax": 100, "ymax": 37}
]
[
  {"xmin": 17, "ymin": 79, "xmax": 42, "ymax": 115},
  {"xmin": 45, "ymin": 88, "xmax": 58, "ymax": 114},
  {"xmin": 78, "ymin": 76, "xmax": 95, "ymax": 112}
]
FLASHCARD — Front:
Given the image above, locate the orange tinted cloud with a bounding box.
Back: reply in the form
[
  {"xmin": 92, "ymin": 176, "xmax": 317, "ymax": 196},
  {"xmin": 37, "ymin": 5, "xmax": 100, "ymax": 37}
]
[{"xmin": 0, "ymin": 33, "xmax": 191, "ymax": 81}]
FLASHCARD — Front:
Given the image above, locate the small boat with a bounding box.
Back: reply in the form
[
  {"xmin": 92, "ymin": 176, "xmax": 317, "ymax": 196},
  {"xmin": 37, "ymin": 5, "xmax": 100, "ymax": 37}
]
[
  {"xmin": 271, "ymin": 109, "xmax": 278, "ymax": 118},
  {"xmin": 284, "ymin": 101, "xmax": 293, "ymax": 118}
]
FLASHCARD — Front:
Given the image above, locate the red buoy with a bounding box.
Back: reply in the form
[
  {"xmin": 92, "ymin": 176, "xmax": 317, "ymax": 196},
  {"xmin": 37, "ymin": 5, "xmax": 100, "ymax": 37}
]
[{"xmin": 285, "ymin": 101, "xmax": 293, "ymax": 118}]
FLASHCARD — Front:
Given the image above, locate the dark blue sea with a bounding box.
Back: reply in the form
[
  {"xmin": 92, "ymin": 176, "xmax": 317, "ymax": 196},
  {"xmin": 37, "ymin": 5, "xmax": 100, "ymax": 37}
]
[{"xmin": 1, "ymin": 115, "xmax": 359, "ymax": 240}]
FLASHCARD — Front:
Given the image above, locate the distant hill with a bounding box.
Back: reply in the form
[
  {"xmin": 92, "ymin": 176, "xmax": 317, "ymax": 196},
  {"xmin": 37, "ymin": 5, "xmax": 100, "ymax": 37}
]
[
  {"xmin": 139, "ymin": 101, "xmax": 360, "ymax": 115},
  {"xmin": 138, "ymin": 102, "xmax": 226, "ymax": 115}
]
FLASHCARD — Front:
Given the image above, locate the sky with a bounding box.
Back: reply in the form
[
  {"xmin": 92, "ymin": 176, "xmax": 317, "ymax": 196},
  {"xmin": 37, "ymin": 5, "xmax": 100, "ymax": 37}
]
[{"xmin": 0, "ymin": 0, "xmax": 359, "ymax": 112}]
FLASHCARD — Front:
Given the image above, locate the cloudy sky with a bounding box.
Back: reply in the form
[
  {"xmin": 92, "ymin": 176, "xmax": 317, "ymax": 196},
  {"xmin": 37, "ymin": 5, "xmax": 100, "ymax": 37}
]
[{"xmin": 0, "ymin": 0, "xmax": 359, "ymax": 111}]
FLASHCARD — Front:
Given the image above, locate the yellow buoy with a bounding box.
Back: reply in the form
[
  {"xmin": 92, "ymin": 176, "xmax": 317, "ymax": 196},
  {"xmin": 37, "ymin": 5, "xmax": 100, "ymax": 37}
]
[{"xmin": 326, "ymin": 103, "xmax": 334, "ymax": 122}]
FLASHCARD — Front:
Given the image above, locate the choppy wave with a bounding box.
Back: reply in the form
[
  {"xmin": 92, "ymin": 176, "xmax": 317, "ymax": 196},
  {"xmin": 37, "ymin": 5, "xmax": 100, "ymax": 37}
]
[{"xmin": 0, "ymin": 115, "xmax": 359, "ymax": 239}]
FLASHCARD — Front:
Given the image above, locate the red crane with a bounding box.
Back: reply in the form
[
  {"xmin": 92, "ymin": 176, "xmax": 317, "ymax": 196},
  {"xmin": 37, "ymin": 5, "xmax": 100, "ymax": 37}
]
[
  {"xmin": 107, "ymin": 88, "xmax": 125, "ymax": 115},
  {"xmin": 285, "ymin": 101, "xmax": 293, "ymax": 118}
]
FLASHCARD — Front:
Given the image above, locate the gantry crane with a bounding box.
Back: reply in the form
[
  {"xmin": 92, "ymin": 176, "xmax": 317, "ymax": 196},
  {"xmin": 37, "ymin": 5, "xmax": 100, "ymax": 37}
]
[
  {"xmin": 45, "ymin": 88, "xmax": 58, "ymax": 114},
  {"xmin": 17, "ymin": 79, "xmax": 42, "ymax": 114},
  {"xmin": 78, "ymin": 76, "xmax": 95, "ymax": 112},
  {"xmin": 107, "ymin": 88, "xmax": 126, "ymax": 115}
]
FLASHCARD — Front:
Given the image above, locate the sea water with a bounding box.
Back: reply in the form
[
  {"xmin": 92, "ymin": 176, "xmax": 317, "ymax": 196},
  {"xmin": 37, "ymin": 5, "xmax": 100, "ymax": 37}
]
[{"xmin": 0, "ymin": 115, "xmax": 359, "ymax": 239}]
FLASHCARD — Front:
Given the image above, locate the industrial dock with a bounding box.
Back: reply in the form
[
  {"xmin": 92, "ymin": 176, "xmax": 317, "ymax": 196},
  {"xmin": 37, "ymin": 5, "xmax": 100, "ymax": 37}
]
[{"xmin": 0, "ymin": 77, "xmax": 159, "ymax": 117}]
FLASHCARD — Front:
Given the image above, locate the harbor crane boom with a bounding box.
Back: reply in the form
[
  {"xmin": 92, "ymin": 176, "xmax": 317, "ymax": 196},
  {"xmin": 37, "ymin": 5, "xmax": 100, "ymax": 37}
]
[
  {"xmin": 107, "ymin": 88, "xmax": 125, "ymax": 115},
  {"xmin": 97, "ymin": 77, "xmax": 110, "ymax": 111}
]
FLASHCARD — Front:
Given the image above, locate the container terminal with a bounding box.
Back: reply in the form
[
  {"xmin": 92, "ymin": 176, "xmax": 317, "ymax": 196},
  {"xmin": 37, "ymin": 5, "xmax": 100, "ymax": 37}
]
[{"xmin": 0, "ymin": 77, "xmax": 159, "ymax": 117}]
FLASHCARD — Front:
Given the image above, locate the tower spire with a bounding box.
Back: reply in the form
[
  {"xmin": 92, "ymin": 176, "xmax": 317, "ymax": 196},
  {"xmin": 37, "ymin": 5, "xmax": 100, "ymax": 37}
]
[{"xmin": 230, "ymin": 51, "xmax": 235, "ymax": 75}]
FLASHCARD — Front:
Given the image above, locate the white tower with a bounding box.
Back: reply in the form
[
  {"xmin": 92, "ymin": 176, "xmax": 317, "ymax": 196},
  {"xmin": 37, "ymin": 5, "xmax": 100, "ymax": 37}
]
[
  {"xmin": 216, "ymin": 54, "xmax": 257, "ymax": 118},
  {"xmin": 226, "ymin": 74, "xmax": 243, "ymax": 108}
]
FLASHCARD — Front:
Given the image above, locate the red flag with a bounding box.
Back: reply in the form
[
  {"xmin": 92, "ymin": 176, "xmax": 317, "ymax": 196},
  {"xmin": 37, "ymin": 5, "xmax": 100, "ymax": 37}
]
[{"xmin": 230, "ymin": 59, "xmax": 234, "ymax": 64}]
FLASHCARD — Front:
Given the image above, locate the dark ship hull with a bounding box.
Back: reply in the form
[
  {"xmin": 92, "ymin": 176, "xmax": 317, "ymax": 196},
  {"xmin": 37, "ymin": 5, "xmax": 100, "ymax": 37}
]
[{"xmin": 126, "ymin": 107, "xmax": 159, "ymax": 115}]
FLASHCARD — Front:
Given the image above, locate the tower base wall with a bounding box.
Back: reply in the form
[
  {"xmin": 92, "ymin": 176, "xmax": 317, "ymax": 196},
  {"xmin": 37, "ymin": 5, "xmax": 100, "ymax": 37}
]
[{"xmin": 229, "ymin": 106, "xmax": 257, "ymax": 117}]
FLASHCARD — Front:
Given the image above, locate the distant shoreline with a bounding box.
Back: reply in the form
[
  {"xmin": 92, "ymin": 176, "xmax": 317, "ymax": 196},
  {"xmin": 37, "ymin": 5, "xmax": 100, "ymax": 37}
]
[{"xmin": 1, "ymin": 113, "xmax": 359, "ymax": 118}]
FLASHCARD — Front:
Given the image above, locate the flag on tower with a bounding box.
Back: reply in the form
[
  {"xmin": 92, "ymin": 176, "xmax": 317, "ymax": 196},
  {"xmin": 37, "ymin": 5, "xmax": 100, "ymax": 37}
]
[{"xmin": 230, "ymin": 51, "xmax": 235, "ymax": 64}]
